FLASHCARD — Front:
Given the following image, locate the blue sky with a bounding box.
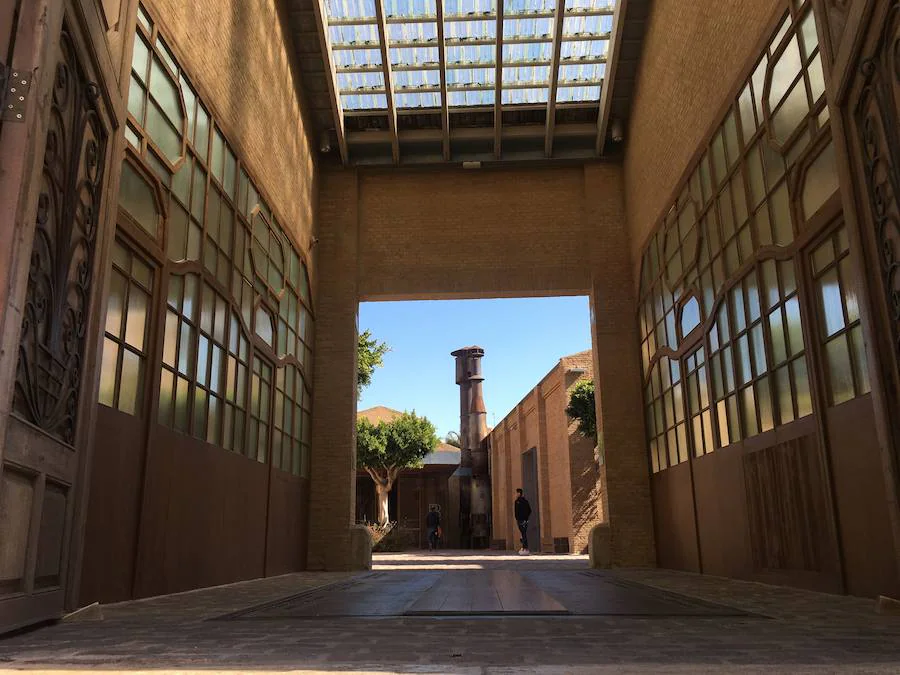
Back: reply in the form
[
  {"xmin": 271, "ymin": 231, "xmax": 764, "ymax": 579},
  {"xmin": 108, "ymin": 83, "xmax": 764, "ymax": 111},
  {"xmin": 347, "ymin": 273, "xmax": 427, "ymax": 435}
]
[{"xmin": 357, "ymin": 296, "xmax": 592, "ymax": 439}]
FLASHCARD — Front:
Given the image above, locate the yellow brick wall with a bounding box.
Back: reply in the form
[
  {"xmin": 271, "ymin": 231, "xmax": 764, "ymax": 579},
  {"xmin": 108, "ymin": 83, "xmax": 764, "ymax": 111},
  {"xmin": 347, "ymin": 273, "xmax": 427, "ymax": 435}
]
[{"xmin": 624, "ymin": 0, "xmax": 783, "ymax": 275}]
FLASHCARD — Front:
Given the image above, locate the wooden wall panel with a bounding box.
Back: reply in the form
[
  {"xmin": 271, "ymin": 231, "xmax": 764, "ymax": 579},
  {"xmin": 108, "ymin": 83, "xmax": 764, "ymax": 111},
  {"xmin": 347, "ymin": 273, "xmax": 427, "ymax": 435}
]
[
  {"xmin": 827, "ymin": 395, "xmax": 900, "ymax": 597},
  {"xmin": 650, "ymin": 462, "xmax": 700, "ymax": 572},
  {"xmin": 79, "ymin": 407, "xmax": 146, "ymax": 603},
  {"xmin": 265, "ymin": 474, "xmax": 308, "ymax": 577},
  {"xmin": 133, "ymin": 426, "xmax": 268, "ymax": 598}
]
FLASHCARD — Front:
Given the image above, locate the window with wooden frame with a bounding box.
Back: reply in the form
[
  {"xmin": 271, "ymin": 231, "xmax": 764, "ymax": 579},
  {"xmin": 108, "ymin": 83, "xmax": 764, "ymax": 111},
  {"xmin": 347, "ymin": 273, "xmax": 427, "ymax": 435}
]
[
  {"xmin": 98, "ymin": 239, "xmax": 155, "ymax": 416},
  {"xmin": 639, "ymin": 0, "xmax": 829, "ymax": 474},
  {"xmin": 810, "ymin": 227, "xmax": 871, "ymax": 406},
  {"xmin": 120, "ymin": 5, "xmax": 314, "ymax": 477}
]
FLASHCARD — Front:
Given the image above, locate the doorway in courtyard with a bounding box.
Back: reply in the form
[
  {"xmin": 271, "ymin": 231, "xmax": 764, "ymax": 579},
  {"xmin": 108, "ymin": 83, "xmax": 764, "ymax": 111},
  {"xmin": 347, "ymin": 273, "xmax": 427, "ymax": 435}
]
[{"xmin": 352, "ymin": 296, "xmax": 604, "ymax": 557}]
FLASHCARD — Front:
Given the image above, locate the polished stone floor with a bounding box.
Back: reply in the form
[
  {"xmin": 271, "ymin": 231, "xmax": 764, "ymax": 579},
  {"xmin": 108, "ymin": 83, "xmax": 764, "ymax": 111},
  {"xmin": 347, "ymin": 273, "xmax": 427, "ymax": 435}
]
[{"xmin": 1, "ymin": 551, "xmax": 900, "ymax": 673}]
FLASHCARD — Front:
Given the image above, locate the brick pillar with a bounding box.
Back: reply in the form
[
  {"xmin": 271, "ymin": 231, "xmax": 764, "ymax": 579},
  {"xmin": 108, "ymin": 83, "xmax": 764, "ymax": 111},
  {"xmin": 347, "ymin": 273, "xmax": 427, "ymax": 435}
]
[
  {"xmin": 585, "ymin": 164, "xmax": 656, "ymax": 567},
  {"xmin": 307, "ymin": 169, "xmax": 361, "ymax": 570},
  {"xmin": 536, "ymin": 384, "xmax": 553, "ymax": 552}
]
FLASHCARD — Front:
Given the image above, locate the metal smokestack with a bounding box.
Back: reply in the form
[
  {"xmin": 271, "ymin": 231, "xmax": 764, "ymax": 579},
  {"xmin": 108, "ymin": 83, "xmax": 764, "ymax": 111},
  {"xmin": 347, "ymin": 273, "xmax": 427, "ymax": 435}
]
[{"xmin": 451, "ymin": 346, "xmax": 492, "ymax": 548}]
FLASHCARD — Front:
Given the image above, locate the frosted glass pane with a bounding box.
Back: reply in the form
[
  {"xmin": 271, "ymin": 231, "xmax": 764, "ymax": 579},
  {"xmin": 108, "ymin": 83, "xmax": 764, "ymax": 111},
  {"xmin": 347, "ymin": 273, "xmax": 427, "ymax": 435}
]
[
  {"xmin": 785, "ymin": 296, "xmax": 804, "ymax": 356},
  {"xmin": 737, "ymin": 334, "xmax": 752, "ymax": 386},
  {"xmin": 771, "ymin": 79, "xmax": 809, "ymax": 144},
  {"xmin": 178, "ymin": 321, "xmax": 193, "ymax": 376},
  {"xmin": 769, "ymin": 308, "xmax": 787, "ymax": 364},
  {"xmin": 809, "ymin": 53, "xmax": 825, "ymax": 103},
  {"xmin": 167, "ymin": 202, "xmax": 189, "ymax": 261},
  {"xmin": 850, "ymin": 325, "xmax": 871, "ymax": 395},
  {"xmin": 802, "ymin": 141, "xmax": 838, "ymax": 221},
  {"xmin": 146, "ymin": 101, "xmax": 181, "ymax": 164},
  {"xmin": 106, "ymin": 270, "xmax": 127, "ymax": 338},
  {"xmin": 769, "ymin": 36, "xmax": 802, "ymax": 108},
  {"xmin": 99, "ymin": 338, "xmax": 118, "ymax": 407},
  {"xmin": 150, "ymin": 57, "xmax": 183, "ymax": 127},
  {"xmin": 174, "ymin": 376, "xmax": 190, "ymax": 432},
  {"xmin": 128, "ymin": 77, "xmax": 146, "ymax": 122},
  {"xmin": 118, "ymin": 349, "xmax": 142, "ymax": 415},
  {"xmin": 842, "ymin": 258, "xmax": 860, "ymax": 324},
  {"xmin": 163, "ymin": 310, "xmax": 178, "ymax": 367},
  {"xmin": 818, "ymin": 267, "xmax": 845, "ymax": 337},
  {"xmin": 197, "ymin": 335, "xmax": 209, "ymax": 387},
  {"xmin": 777, "ymin": 364, "xmax": 794, "ymax": 424},
  {"xmin": 741, "ymin": 386, "xmax": 758, "ymax": 437},
  {"xmin": 738, "ymin": 83, "xmax": 756, "ymax": 144},
  {"xmin": 119, "ymin": 162, "xmax": 158, "ymax": 235},
  {"xmin": 762, "ymin": 259, "xmax": 778, "ymax": 309},
  {"xmin": 771, "ymin": 182, "xmax": 793, "ymax": 246},
  {"xmin": 158, "ymin": 369, "xmax": 174, "ymax": 426},
  {"xmin": 124, "ymin": 287, "xmax": 149, "ymax": 351},
  {"xmin": 794, "ymin": 357, "xmax": 813, "ymax": 417},
  {"xmin": 826, "ymin": 335, "xmax": 854, "ymax": 405},
  {"xmin": 751, "ymin": 323, "xmax": 767, "ymax": 376},
  {"xmin": 757, "ymin": 376, "xmax": 774, "ymax": 432}
]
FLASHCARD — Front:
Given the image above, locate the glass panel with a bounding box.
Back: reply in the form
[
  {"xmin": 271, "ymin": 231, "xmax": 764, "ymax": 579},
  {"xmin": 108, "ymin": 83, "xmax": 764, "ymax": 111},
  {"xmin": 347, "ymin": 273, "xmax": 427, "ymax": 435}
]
[
  {"xmin": 118, "ymin": 349, "xmax": 142, "ymax": 415},
  {"xmin": 124, "ymin": 286, "xmax": 149, "ymax": 351},
  {"xmin": 818, "ymin": 267, "xmax": 846, "ymax": 337},
  {"xmin": 769, "ymin": 307, "xmax": 787, "ymax": 364},
  {"xmin": 119, "ymin": 162, "xmax": 159, "ymax": 235},
  {"xmin": 106, "ymin": 270, "xmax": 127, "ymax": 338},
  {"xmin": 802, "ymin": 142, "xmax": 838, "ymax": 221},
  {"xmin": 99, "ymin": 338, "xmax": 118, "ymax": 407},
  {"xmin": 158, "ymin": 369, "xmax": 174, "ymax": 426},
  {"xmin": 785, "ymin": 296, "xmax": 804, "ymax": 356},
  {"xmin": 163, "ymin": 311, "xmax": 178, "ymax": 366},
  {"xmin": 826, "ymin": 336, "xmax": 855, "ymax": 405},
  {"xmin": 777, "ymin": 364, "xmax": 794, "ymax": 423},
  {"xmin": 174, "ymin": 376, "xmax": 190, "ymax": 432},
  {"xmin": 794, "ymin": 357, "xmax": 813, "ymax": 417},
  {"xmin": 769, "ymin": 36, "xmax": 802, "ymax": 107},
  {"xmin": 149, "ymin": 57, "xmax": 183, "ymax": 126},
  {"xmin": 146, "ymin": 101, "xmax": 182, "ymax": 163},
  {"xmin": 771, "ymin": 79, "xmax": 809, "ymax": 144},
  {"xmin": 850, "ymin": 325, "xmax": 871, "ymax": 395}
]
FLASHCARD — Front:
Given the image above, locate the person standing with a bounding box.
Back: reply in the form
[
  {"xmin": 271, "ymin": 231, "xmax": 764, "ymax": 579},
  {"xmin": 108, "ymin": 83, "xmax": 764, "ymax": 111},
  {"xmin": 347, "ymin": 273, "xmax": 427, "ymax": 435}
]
[
  {"xmin": 514, "ymin": 488, "xmax": 532, "ymax": 554},
  {"xmin": 425, "ymin": 505, "xmax": 441, "ymax": 551}
]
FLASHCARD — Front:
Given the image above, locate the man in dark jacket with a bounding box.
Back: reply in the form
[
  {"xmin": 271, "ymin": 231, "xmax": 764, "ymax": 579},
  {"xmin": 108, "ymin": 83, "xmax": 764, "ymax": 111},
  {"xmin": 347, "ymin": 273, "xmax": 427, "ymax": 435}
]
[
  {"xmin": 514, "ymin": 488, "xmax": 532, "ymax": 554},
  {"xmin": 425, "ymin": 506, "xmax": 441, "ymax": 550}
]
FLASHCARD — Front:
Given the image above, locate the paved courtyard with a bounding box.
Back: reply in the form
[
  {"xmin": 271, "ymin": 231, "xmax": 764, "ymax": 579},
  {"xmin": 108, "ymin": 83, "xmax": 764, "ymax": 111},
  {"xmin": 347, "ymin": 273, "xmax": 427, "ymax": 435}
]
[{"xmin": 1, "ymin": 551, "xmax": 899, "ymax": 673}]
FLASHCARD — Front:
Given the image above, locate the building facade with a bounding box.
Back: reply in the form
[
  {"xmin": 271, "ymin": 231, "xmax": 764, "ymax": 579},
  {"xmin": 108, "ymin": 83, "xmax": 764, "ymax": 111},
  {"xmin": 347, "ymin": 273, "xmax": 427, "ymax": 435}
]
[
  {"xmin": 2, "ymin": 0, "xmax": 900, "ymax": 633},
  {"xmin": 490, "ymin": 351, "xmax": 602, "ymax": 554}
]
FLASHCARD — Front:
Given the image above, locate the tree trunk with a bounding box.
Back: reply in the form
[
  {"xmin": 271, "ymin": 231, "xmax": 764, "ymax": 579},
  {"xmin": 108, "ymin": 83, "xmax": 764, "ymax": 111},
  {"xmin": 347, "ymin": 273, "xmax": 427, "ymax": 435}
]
[{"xmin": 375, "ymin": 482, "xmax": 390, "ymax": 525}]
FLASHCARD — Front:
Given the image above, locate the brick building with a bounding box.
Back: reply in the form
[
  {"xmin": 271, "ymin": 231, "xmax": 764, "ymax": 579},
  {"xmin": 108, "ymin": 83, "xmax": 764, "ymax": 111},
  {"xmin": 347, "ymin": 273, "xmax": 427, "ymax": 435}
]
[
  {"xmin": 490, "ymin": 351, "xmax": 601, "ymax": 555},
  {"xmin": 355, "ymin": 406, "xmax": 461, "ymax": 548},
  {"xmin": 2, "ymin": 0, "xmax": 900, "ymax": 632}
]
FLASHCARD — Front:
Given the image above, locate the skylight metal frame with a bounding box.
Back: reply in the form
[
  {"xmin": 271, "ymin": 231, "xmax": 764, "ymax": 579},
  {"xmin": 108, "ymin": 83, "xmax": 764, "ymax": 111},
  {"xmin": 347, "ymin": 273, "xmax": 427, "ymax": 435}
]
[{"xmin": 318, "ymin": 0, "xmax": 622, "ymax": 162}]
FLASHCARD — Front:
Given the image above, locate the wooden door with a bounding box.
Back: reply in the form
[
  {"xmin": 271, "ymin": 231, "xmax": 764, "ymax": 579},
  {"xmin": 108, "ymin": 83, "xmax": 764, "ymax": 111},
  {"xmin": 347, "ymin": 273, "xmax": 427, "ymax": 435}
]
[{"xmin": 0, "ymin": 5, "xmax": 112, "ymax": 631}]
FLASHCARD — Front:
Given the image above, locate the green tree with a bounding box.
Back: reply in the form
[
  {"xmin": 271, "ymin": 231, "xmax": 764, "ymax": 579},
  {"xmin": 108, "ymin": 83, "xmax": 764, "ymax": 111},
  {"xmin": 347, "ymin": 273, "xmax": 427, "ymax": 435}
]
[
  {"xmin": 357, "ymin": 411, "xmax": 439, "ymax": 524},
  {"xmin": 566, "ymin": 378, "xmax": 597, "ymax": 440},
  {"xmin": 357, "ymin": 329, "xmax": 390, "ymax": 395},
  {"xmin": 444, "ymin": 431, "xmax": 461, "ymax": 448}
]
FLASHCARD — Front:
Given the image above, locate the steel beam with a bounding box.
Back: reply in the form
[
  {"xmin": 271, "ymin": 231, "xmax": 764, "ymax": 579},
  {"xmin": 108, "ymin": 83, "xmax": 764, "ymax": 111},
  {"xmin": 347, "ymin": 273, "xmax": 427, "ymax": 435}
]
[
  {"xmin": 436, "ymin": 0, "xmax": 450, "ymax": 159},
  {"xmin": 596, "ymin": 0, "xmax": 627, "ymax": 154},
  {"xmin": 494, "ymin": 0, "xmax": 504, "ymax": 159},
  {"xmin": 373, "ymin": 0, "xmax": 400, "ymax": 163},
  {"xmin": 544, "ymin": 0, "xmax": 566, "ymax": 157},
  {"xmin": 308, "ymin": 0, "xmax": 349, "ymax": 163}
]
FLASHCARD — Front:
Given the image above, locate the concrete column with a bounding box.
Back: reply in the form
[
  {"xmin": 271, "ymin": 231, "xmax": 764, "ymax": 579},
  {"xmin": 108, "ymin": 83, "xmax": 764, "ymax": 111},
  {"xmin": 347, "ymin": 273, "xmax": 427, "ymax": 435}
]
[
  {"xmin": 585, "ymin": 164, "xmax": 656, "ymax": 567},
  {"xmin": 308, "ymin": 169, "xmax": 363, "ymax": 570}
]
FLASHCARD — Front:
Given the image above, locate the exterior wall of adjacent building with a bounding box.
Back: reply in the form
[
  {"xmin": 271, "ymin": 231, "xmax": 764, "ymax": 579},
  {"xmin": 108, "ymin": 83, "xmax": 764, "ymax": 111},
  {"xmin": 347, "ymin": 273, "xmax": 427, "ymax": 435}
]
[
  {"xmin": 621, "ymin": 0, "xmax": 900, "ymax": 598},
  {"xmin": 489, "ymin": 352, "xmax": 601, "ymax": 554}
]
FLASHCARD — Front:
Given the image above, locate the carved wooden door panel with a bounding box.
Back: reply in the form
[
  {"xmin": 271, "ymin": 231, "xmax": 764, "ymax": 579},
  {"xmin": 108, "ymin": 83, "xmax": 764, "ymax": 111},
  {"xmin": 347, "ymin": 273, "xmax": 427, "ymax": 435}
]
[
  {"xmin": 0, "ymin": 14, "xmax": 110, "ymax": 631},
  {"xmin": 842, "ymin": 0, "xmax": 900, "ymax": 552}
]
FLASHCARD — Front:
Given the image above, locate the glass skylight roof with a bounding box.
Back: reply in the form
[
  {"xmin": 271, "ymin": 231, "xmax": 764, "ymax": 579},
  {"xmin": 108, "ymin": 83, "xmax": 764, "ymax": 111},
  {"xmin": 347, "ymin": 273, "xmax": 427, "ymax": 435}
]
[{"xmin": 323, "ymin": 0, "xmax": 617, "ymax": 112}]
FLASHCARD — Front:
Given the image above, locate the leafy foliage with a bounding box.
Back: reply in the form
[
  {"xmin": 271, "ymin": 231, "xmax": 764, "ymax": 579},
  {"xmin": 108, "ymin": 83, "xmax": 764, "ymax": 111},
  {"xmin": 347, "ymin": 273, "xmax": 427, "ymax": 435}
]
[
  {"xmin": 566, "ymin": 378, "xmax": 597, "ymax": 440},
  {"xmin": 357, "ymin": 411, "xmax": 439, "ymax": 524},
  {"xmin": 357, "ymin": 329, "xmax": 390, "ymax": 395},
  {"xmin": 356, "ymin": 412, "xmax": 439, "ymax": 473}
]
